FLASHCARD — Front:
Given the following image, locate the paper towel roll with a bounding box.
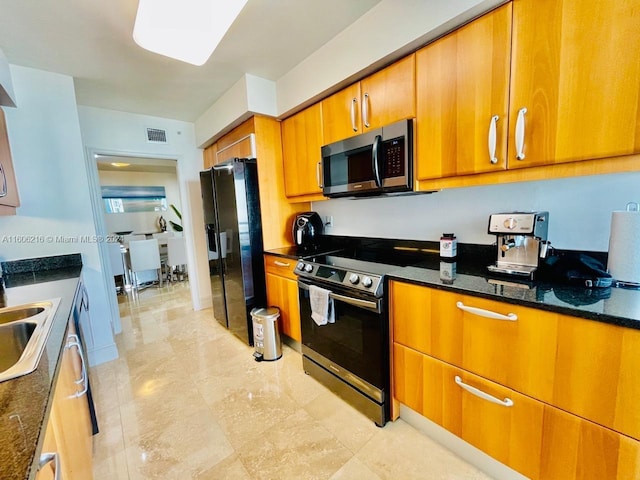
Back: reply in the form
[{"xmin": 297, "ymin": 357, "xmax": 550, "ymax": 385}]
[{"xmin": 607, "ymin": 203, "xmax": 640, "ymax": 285}]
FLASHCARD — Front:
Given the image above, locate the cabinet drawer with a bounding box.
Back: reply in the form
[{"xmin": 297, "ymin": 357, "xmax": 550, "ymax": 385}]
[
  {"xmin": 394, "ymin": 344, "xmax": 544, "ymax": 479},
  {"xmin": 393, "ymin": 344, "xmax": 640, "ymax": 480},
  {"xmin": 390, "ymin": 281, "xmax": 558, "ymax": 401},
  {"xmin": 264, "ymin": 254, "xmax": 298, "ymax": 281}
]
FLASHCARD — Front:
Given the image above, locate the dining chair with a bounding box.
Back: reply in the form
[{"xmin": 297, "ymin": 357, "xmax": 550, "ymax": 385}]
[
  {"xmin": 166, "ymin": 237, "xmax": 188, "ymax": 282},
  {"xmin": 128, "ymin": 239, "xmax": 162, "ymax": 289},
  {"xmin": 107, "ymin": 242, "xmax": 126, "ymax": 293},
  {"xmin": 122, "ymin": 234, "xmax": 145, "ymax": 246}
]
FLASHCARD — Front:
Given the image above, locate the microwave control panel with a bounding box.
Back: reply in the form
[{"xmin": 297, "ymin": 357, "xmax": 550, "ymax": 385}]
[{"xmin": 383, "ymin": 138, "xmax": 405, "ymax": 177}]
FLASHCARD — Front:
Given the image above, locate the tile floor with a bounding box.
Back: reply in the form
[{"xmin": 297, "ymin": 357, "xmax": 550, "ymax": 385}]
[{"xmin": 91, "ymin": 281, "xmax": 493, "ymax": 479}]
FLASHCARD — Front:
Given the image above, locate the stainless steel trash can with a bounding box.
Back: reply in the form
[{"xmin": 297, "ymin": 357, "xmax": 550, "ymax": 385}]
[{"xmin": 251, "ymin": 307, "xmax": 282, "ymax": 361}]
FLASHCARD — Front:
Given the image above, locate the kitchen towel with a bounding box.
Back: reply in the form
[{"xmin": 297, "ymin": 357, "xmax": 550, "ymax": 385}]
[
  {"xmin": 607, "ymin": 202, "xmax": 640, "ymax": 286},
  {"xmin": 309, "ymin": 284, "xmax": 335, "ymax": 326}
]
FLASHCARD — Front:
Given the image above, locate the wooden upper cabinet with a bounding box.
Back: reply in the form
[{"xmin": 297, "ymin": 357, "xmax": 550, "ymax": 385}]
[
  {"xmin": 415, "ymin": 4, "xmax": 512, "ymax": 180},
  {"xmin": 321, "ymin": 55, "xmax": 416, "ymax": 145},
  {"xmin": 0, "ymin": 107, "xmax": 20, "ymax": 214},
  {"xmin": 508, "ymin": 0, "xmax": 640, "ymax": 168},
  {"xmin": 281, "ymin": 103, "xmax": 324, "ymax": 199}
]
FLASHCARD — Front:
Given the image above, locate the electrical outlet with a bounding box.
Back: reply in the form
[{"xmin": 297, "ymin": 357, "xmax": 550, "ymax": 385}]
[{"xmin": 324, "ymin": 215, "xmax": 333, "ymax": 228}]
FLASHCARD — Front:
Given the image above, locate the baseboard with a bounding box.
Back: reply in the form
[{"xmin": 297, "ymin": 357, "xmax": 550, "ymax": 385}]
[
  {"xmin": 399, "ymin": 404, "xmax": 529, "ymax": 480},
  {"xmin": 281, "ymin": 334, "xmax": 301, "ymax": 353},
  {"xmin": 87, "ymin": 342, "xmax": 119, "ymax": 367},
  {"xmin": 198, "ymin": 296, "xmax": 213, "ymax": 310}
]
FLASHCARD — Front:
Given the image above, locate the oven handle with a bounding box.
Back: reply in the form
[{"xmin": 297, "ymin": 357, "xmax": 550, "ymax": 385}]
[{"xmin": 298, "ymin": 281, "xmax": 380, "ymax": 312}]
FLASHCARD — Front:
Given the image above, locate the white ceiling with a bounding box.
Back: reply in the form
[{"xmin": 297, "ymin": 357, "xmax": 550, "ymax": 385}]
[{"xmin": 0, "ymin": 0, "xmax": 382, "ymax": 122}]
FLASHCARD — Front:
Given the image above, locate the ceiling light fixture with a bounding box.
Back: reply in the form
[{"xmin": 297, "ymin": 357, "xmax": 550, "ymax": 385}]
[
  {"xmin": 111, "ymin": 163, "xmax": 131, "ymax": 168},
  {"xmin": 133, "ymin": 0, "xmax": 248, "ymax": 66}
]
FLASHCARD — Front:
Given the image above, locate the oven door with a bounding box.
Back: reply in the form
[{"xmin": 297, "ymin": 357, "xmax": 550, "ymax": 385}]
[{"xmin": 298, "ymin": 278, "xmax": 388, "ymax": 394}]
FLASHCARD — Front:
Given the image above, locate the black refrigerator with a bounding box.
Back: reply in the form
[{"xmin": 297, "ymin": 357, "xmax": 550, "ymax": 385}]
[{"xmin": 199, "ymin": 158, "xmax": 265, "ymax": 345}]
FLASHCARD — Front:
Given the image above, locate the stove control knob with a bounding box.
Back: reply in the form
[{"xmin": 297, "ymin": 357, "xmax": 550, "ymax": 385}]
[
  {"xmin": 361, "ymin": 276, "xmax": 373, "ymax": 288},
  {"xmin": 296, "ymin": 262, "xmax": 305, "ymax": 271},
  {"xmin": 304, "ymin": 263, "xmax": 313, "ymax": 273},
  {"xmin": 349, "ymin": 273, "xmax": 360, "ymax": 285}
]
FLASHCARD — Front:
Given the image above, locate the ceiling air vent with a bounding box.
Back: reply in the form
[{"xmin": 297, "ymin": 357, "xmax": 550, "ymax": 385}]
[{"xmin": 146, "ymin": 127, "xmax": 167, "ymax": 144}]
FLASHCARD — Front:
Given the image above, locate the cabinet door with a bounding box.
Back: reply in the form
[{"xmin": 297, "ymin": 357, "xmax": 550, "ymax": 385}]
[
  {"xmin": 265, "ymin": 272, "xmax": 301, "ymax": 342},
  {"xmin": 553, "ymin": 313, "xmax": 640, "ymax": 441},
  {"xmin": 281, "ymin": 103, "xmax": 324, "ymax": 198},
  {"xmin": 416, "ymin": 5, "xmax": 511, "ymax": 179},
  {"xmin": 52, "ymin": 329, "xmax": 93, "ymax": 479},
  {"xmin": 360, "ymin": 54, "xmax": 416, "ymax": 132},
  {"xmin": 0, "ymin": 107, "xmax": 20, "ymax": 213},
  {"xmin": 321, "ymin": 83, "xmax": 362, "ymax": 144},
  {"xmin": 508, "ymin": 0, "xmax": 640, "ymax": 168}
]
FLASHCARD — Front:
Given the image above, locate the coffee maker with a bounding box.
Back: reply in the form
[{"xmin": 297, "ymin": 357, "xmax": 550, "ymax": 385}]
[
  {"xmin": 292, "ymin": 212, "xmax": 323, "ymax": 250},
  {"xmin": 487, "ymin": 212, "xmax": 550, "ymax": 278}
]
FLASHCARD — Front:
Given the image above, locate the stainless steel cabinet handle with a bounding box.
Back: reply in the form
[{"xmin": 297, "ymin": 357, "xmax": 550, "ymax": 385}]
[
  {"xmin": 454, "ymin": 376, "xmax": 514, "ymax": 407},
  {"xmin": 488, "ymin": 115, "xmax": 499, "ymax": 164},
  {"xmin": 0, "ymin": 163, "xmax": 7, "ymax": 198},
  {"xmin": 39, "ymin": 452, "xmax": 61, "ymax": 480},
  {"xmin": 350, "ymin": 98, "xmax": 358, "ymax": 132},
  {"xmin": 515, "ymin": 107, "xmax": 527, "ymax": 160},
  {"xmin": 274, "ymin": 260, "xmax": 290, "ymax": 267},
  {"xmin": 316, "ymin": 161, "xmax": 323, "ymax": 189},
  {"xmin": 456, "ymin": 301, "xmax": 517, "ymax": 321},
  {"xmin": 362, "ymin": 93, "xmax": 370, "ymax": 128},
  {"xmin": 66, "ymin": 335, "xmax": 88, "ymax": 396}
]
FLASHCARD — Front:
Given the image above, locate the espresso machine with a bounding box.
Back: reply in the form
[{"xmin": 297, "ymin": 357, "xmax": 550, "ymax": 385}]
[{"xmin": 487, "ymin": 212, "xmax": 550, "ymax": 278}]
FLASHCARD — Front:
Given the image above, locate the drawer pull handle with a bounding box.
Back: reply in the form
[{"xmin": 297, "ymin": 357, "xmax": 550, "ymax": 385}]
[
  {"xmin": 456, "ymin": 301, "xmax": 517, "ymax": 321},
  {"xmin": 274, "ymin": 260, "xmax": 290, "ymax": 267},
  {"xmin": 454, "ymin": 376, "xmax": 514, "ymax": 407},
  {"xmin": 39, "ymin": 452, "xmax": 61, "ymax": 480}
]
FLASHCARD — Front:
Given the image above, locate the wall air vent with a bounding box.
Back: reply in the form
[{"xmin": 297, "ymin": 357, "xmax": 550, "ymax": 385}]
[{"xmin": 146, "ymin": 127, "xmax": 167, "ymax": 144}]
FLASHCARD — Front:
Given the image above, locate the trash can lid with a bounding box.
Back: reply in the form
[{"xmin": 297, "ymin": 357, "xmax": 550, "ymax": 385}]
[{"xmin": 250, "ymin": 306, "xmax": 280, "ymax": 320}]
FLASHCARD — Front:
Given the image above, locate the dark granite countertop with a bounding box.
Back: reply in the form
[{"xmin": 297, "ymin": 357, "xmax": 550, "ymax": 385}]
[
  {"xmin": 0, "ymin": 255, "xmax": 83, "ymax": 480},
  {"xmin": 268, "ymin": 236, "xmax": 640, "ymax": 330}
]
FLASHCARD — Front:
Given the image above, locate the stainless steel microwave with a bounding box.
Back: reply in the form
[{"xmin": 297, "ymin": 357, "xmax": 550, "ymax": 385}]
[{"xmin": 321, "ymin": 119, "xmax": 413, "ymax": 198}]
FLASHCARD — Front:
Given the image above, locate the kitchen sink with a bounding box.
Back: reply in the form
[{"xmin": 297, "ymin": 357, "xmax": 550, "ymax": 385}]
[
  {"xmin": 0, "ymin": 306, "xmax": 45, "ymax": 325},
  {"xmin": 0, "ymin": 299, "xmax": 61, "ymax": 383}
]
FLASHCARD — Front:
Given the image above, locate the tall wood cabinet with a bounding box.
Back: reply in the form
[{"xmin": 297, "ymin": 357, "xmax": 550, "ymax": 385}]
[
  {"xmin": 0, "ymin": 107, "xmax": 19, "ymax": 215},
  {"xmin": 203, "ymin": 116, "xmax": 310, "ymax": 250},
  {"xmin": 390, "ymin": 280, "xmax": 640, "ymax": 479},
  {"xmin": 321, "ymin": 55, "xmax": 416, "ymax": 145}
]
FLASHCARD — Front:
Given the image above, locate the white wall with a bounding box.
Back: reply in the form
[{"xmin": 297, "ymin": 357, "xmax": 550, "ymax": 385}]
[
  {"xmin": 313, "ymin": 172, "xmax": 640, "ymax": 252},
  {"xmin": 194, "ymin": 0, "xmax": 504, "ymax": 144},
  {"xmin": 77, "ymin": 106, "xmax": 210, "ymax": 310},
  {"xmin": 98, "ymin": 169, "xmax": 182, "ymax": 235},
  {"xmin": 0, "ymin": 66, "xmax": 117, "ymax": 365}
]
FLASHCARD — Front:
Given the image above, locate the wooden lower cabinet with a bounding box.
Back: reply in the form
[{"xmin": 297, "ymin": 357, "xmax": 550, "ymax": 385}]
[
  {"xmin": 36, "ymin": 321, "xmax": 93, "ymax": 479},
  {"xmin": 264, "ymin": 254, "xmax": 301, "ymax": 342},
  {"xmin": 393, "ymin": 344, "xmax": 640, "ymax": 479},
  {"xmin": 390, "ymin": 280, "xmax": 640, "ymax": 441}
]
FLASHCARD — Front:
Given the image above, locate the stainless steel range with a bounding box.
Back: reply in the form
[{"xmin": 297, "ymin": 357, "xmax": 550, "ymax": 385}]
[{"xmin": 295, "ymin": 248, "xmax": 412, "ymax": 427}]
